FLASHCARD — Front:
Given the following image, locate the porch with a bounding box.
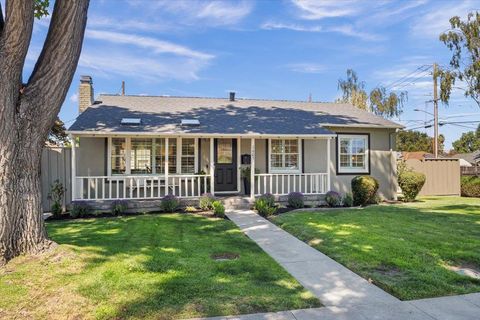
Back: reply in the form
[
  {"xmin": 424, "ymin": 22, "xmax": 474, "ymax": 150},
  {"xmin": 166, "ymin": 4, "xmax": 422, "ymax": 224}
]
[{"xmin": 71, "ymin": 135, "xmax": 332, "ymax": 201}]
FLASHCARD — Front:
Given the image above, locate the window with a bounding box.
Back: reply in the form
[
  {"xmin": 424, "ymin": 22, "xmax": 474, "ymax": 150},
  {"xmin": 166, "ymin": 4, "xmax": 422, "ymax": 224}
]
[
  {"xmin": 337, "ymin": 134, "xmax": 369, "ymax": 173},
  {"xmin": 111, "ymin": 138, "xmax": 126, "ymax": 174},
  {"xmin": 130, "ymin": 138, "xmax": 153, "ymax": 174},
  {"xmin": 270, "ymin": 139, "xmax": 300, "ymax": 172},
  {"xmin": 181, "ymin": 138, "xmax": 195, "ymax": 173},
  {"xmin": 217, "ymin": 139, "xmax": 233, "ymax": 164},
  {"xmin": 155, "ymin": 138, "xmax": 177, "ymax": 174}
]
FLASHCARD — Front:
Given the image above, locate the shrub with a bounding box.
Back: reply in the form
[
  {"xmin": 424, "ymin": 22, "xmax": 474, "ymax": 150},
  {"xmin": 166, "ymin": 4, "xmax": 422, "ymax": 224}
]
[
  {"xmin": 254, "ymin": 198, "xmax": 277, "ymax": 217},
  {"xmin": 288, "ymin": 192, "xmax": 304, "ymax": 209},
  {"xmin": 48, "ymin": 179, "xmax": 65, "ymax": 218},
  {"xmin": 259, "ymin": 193, "xmax": 275, "ymax": 207},
  {"xmin": 325, "ymin": 191, "xmax": 342, "ymax": 207},
  {"xmin": 212, "ymin": 200, "xmax": 225, "ymax": 218},
  {"xmin": 351, "ymin": 176, "xmax": 379, "ymax": 206},
  {"xmin": 343, "ymin": 193, "xmax": 353, "ymax": 207},
  {"xmin": 199, "ymin": 193, "xmax": 215, "ymax": 210},
  {"xmin": 461, "ymin": 176, "xmax": 480, "ymax": 197},
  {"xmin": 185, "ymin": 206, "xmax": 198, "ymax": 213},
  {"xmin": 111, "ymin": 200, "xmax": 128, "ymax": 215},
  {"xmin": 161, "ymin": 194, "xmax": 179, "ymax": 212},
  {"xmin": 70, "ymin": 201, "xmax": 92, "ymax": 218},
  {"xmin": 398, "ymin": 171, "xmax": 426, "ymax": 202}
]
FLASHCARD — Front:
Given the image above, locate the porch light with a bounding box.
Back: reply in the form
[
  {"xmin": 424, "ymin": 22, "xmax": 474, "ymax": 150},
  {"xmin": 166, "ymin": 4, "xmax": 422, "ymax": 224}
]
[{"xmin": 121, "ymin": 118, "xmax": 141, "ymax": 125}]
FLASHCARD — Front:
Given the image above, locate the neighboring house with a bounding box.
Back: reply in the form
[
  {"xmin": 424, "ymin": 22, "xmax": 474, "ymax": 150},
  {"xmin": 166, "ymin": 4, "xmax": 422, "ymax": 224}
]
[
  {"xmin": 447, "ymin": 151, "xmax": 480, "ymax": 176},
  {"xmin": 67, "ymin": 76, "xmax": 402, "ymax": 208}
]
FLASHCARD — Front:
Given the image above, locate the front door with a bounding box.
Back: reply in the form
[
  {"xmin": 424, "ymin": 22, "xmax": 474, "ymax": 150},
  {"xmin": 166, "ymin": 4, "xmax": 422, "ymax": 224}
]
[{"xmin": 214, "ymin": 138, "xmax": 237, "ymax": 192}]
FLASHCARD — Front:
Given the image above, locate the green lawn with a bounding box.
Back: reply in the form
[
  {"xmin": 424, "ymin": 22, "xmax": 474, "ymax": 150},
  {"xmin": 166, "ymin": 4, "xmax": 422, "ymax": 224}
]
[
  {"xmin": 0, "ymin": 214, "xmax": 319, "ymax": 320},
  {"xmin": 272, "ymin": 196, "xmax": 480, "ymax": 300}
]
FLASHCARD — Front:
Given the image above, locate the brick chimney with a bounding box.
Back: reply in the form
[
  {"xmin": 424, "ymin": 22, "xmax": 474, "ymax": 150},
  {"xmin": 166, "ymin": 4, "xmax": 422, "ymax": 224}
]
[{"xmin": 79, "ymin": 75, "xmax": 94, "ymax": 113}]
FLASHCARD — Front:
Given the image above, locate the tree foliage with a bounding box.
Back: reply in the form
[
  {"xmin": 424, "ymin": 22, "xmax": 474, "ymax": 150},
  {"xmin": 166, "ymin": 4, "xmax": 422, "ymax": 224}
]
[
  {"xmin": 337, "ymin": 69, "xmax": 407, "ymax": 118},
  {"xmin": 48, "ymin": 117, "xmax": 68, "ymax": 145},
  {"xmin": 439, "ymin": 12, "xmax": 480, "ymax": 106},
  {"xmin": 397, "ymin": 130, "xmax": 445, "ymax": 154},
  {"xmin": 452, "ymin": 124, "xmax": 480, "ymax": 153}
]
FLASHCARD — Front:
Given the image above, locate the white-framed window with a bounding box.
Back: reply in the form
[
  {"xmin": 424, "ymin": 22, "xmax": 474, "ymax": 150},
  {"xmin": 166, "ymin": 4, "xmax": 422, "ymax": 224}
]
[
  {"xmin": 269, "ymin": 139, "xmax": 301, "ymax": 173},
  {"xmin": 130, "ymin": 138, "xmax": 153, "ymax": 174},
  {"xmin": 181, "ymin": 138, "xmax": 195, "ymax": 174},
  {"xmin": 108, "ymin": 137, "xmax": 196, "ymax": 175},
  {"xmin": 337, "ymin": 134, "xmax": 369, "ymax": 174},
  {"xmin": 111, "ymin": 138, "xmax": 126, "ymax": 174}
]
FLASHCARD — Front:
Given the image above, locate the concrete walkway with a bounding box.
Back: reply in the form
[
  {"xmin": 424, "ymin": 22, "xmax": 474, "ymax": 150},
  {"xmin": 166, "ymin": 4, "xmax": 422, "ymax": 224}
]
[{"xmin": 208, "ymin": 209, "xmax": 480, "ymax": 320}]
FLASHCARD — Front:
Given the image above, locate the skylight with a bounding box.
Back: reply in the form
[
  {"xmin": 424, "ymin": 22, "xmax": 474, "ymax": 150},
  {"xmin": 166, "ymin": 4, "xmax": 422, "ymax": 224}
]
[
  {"xmin": 181, "ymin": 119, "xmax": 200, "ymax": 126},
  {"xmin": 121, "ymin": 118, "xmax": 141, "ymax": 125}
]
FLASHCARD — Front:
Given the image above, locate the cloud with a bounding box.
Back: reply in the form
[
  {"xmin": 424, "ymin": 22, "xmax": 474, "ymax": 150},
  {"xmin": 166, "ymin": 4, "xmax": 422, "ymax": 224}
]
[
  {"xmin": 290, "ymin": 0, "xmax": 362, "ymax": 20},
  {"xmin": 128, "ymin": 0, "xmax": 253, "ymax": 26},
  {"xmin": 85, "ymin": 30, "xmax": 214, "ymax": 60},
  {"xmin": 261, "ymin": 21, "xmax": 381, "ymax": 41},
  {"xmin": 410, "ymin": 0, "xmax": 476, "ymax": 38},
  {"xmin": 69, "ymin": 93, "xmax": 78, "ymax": 103},
  {"xmin": 286, "ymin": 63, "xmax": 327, "ymax": 74}
]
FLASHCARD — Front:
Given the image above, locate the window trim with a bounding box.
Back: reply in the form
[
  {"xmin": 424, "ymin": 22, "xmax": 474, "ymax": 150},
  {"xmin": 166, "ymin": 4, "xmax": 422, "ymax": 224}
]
[
  {"xmin": 336, "ymin": 133, "xmax": 370, "ymax": 175},
  {"xmin": 108, "ymin": 137, "xmax": 198, "ymax": 176},
  {"xmin": 268, "ymin": 138, "xmax": 302, "ymax": 174}
]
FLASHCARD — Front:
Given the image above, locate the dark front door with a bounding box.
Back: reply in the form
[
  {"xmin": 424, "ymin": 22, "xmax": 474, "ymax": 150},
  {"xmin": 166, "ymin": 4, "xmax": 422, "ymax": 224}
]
[{"xmin": 214, "ymin": 138, "xmax": 237, "ymax": 192}]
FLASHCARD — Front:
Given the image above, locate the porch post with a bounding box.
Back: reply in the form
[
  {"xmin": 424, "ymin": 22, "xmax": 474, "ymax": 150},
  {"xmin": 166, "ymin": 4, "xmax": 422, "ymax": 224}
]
[
  {"xmin": 327, "ymin": 137, "xmax": 331, "ymax": 192},
  {"xmin": 165, "ymin": 138, "xmax": 169, "ymax": 195},
  {"xmin": 210, "ymin": 138, "xmax": 215, "ymax": 195},
  {"xmin": 250, "ymin": 138, "xmax": 255, "ymax": 200},
  {"xmin": 70, "ymin": 134, "xmax": 76, "ymax": 201}
]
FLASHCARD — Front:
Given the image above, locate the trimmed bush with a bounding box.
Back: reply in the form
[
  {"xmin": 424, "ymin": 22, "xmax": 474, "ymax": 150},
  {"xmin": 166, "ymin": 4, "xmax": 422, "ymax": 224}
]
[
  {"xmin": 254, "ymin": 197, "xmax": 277, "ymax": 217},
  {"xmin": 161, "ymin": 194, "xmax": 179, "ymax": 212},
  {"xmin": 343, "ymin": 193, "xmax": 353, "ymax": 207},
  {"xmin": 259, "ymin": 193, "xmax": 275, "ymax": 207},
  {"xmin": 398, "ymin": 171, "xmax": 426, "ymax": 202},
  {"xmin": 461, "ymin": 176, "xmax": 480, "ymax": 197},
  {"xmin": 288, "ymin": 192, "xmax": 304, "ymax": 209},
  {"xmin": 199, "ymin": 193, "xmax": 215, "ymax": 210},
  {"xmin": 325, "ymin": 191, "xmax": 342, "ymax": 207},
  {"xmin": 351, "ymin": 176, "xmax": 379, "ymax": 206},
  {"xmin": 70, "ymin": 201, "xmax": 92, "ymax": 218},
  {"xmin": 111, "ymin": 200, "xmax": 128, "ymax": 215},
  {"xmin": 212, "ymin": 200, "xmax": 225, "ymax": 218}
]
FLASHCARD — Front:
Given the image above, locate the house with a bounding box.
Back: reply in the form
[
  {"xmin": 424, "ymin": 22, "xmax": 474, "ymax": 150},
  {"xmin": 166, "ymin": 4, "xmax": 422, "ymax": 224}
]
[
  {"xmin": 67, "ymin": 76, "xmax": 402, "ymax": 209},
  {"xmin": 447, "ymin": 151, "xmax": 480, "ymax": 176}
]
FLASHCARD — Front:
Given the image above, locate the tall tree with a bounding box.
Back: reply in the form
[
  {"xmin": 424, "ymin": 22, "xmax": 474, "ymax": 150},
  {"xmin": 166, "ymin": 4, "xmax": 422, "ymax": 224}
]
[
  {"xmin": 48, "ymin": 117, "xmax": 69, "ymax": 145},
  {"xmin": 452, "ymin": 124, "xmax": 480, "ymax": 153},
  {"xmin": 438, "ymin": 12, "xmax": 480, "ymax": 106},
  {"xmin": 396, "ymin": 130, "xmax": 445, "ymax": 154},
  {"xmin": 0, "ymin": 0, "xmax": 89, "ymax": 265},
  {"xmin": 337, "ymin": 69, "xmax": 407, "ymax": 118}
]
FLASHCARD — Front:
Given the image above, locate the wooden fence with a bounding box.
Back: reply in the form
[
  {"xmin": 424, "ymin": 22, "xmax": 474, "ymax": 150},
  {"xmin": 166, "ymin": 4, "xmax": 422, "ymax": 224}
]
[
  {"xmin": 41, "ymin": 147, "xmax": 71, "ymax": 212},
  {"xmin": 403, "ymin": 158, "xmax": 461, "ymax": 196},
  {"xmin": 461, "ymin": 166, "xmax": 479, "ymax": 176}
]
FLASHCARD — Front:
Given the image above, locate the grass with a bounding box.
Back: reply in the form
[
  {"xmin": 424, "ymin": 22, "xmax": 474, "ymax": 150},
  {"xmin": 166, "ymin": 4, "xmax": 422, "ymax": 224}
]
[
  {"xmin": 271, "ymin": 196, "xmax": 480, "ymax": 300},
  {"xmin": 0, "ymin": 214, "xmax": 320, "ymax": 319}
]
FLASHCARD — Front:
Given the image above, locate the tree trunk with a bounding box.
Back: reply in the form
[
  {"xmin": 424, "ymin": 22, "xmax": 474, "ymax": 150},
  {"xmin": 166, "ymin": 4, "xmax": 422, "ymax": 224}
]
[
  {"xmin": 0, "ymin": 0, "xmax": 89, "ymax": 265},
  {"xmin": 0, "ymin": 131, "xmax": 54, "ymax": 265}
]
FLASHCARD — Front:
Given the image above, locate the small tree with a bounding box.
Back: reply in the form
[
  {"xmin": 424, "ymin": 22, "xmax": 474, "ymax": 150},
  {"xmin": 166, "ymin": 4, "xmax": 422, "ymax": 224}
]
[{"xmin": 47, "ymin": 179, "xmax": 65, "ymax": 218}]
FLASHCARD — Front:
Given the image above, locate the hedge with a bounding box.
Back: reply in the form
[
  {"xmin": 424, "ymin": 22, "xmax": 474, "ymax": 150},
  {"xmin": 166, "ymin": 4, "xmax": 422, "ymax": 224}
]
[
  {"xmin": 398, "ymin": 171, "xmax": 426, "ymax": 202},
  {"xmin": 461, "ymin": 176, "xmax": 480, "ymax": 197},
  {"xmin": 351, "ymin": 176, "xmax": 379, "ymax": 206}
]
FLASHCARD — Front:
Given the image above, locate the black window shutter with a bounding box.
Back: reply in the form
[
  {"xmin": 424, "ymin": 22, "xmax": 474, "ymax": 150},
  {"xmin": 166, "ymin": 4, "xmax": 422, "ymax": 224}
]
[
  {"xmin": 265, "ymin": 139, "xmax": 269, "ymax": 173},
  {"xmin": 302, "ymin": 139, "xmax": 305, "ymax": 173}
]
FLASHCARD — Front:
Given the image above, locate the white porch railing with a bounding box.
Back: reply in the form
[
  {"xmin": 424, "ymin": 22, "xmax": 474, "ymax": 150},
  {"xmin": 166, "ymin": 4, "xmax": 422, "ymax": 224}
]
[
  {"xmin": 74, "ymin": 174, "xmax": 211, "ymax": 200},
  {"xmin": 254, "ymin": 173, "xmax": 328, "ymax": 196}
]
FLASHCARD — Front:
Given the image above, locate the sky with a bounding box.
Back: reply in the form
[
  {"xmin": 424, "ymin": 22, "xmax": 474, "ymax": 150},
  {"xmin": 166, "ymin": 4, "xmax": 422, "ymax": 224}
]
[{"xmin": 9, "ymin": 0, "xmax": 480, "ymax": 149}]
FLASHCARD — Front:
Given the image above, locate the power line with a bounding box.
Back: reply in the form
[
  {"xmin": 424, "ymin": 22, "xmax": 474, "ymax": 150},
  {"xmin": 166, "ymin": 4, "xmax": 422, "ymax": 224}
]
[{"xmin": 383, "ymin": 65, "xmax": 432, "ymax": 90}]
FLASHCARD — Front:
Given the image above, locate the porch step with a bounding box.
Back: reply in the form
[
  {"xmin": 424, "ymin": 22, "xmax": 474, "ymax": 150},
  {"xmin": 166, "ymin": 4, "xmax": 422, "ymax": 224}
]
[{"xmin": 220, "ymin": 196, "xmax": 253, "ymax": 210}]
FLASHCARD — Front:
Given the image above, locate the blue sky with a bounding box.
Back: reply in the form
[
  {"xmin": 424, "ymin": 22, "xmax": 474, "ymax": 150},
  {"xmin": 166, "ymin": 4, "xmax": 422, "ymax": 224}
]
[{"xmin": 15, "ymin": 0, "xmax": 480, "ymax": 149}]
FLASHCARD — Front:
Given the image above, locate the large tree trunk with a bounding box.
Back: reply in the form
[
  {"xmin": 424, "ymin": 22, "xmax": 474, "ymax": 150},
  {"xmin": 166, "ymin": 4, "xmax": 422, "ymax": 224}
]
[{"xmin": 0, "ymin": 0, "xmax": 89, "ymax": 265}]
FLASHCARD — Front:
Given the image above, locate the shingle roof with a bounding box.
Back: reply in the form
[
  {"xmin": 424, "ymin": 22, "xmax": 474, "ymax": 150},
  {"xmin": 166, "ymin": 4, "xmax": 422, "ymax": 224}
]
[{"xmin": 68, "ymin": 94, "xmax": 403, "ymax": 135}]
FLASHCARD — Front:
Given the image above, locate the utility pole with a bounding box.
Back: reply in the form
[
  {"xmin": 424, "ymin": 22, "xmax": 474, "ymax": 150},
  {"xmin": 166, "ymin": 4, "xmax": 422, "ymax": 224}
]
[
  {"xmin": 121, "ymin": 81, "xmax": 125, "ymax": 96},
  {"xmin": 433, "ymin": 63, "xmax": 439, "ymax": 158}
]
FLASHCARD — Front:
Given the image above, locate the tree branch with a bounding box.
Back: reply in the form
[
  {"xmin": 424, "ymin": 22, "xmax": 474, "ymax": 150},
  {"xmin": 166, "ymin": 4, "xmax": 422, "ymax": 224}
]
[
  {"xmin": 23, "ymin": 0, "xmax": 89, "ymax": 135},
  {"xmin": 0, "ymin": 0, "xmax": 35, "ymax": 112}
]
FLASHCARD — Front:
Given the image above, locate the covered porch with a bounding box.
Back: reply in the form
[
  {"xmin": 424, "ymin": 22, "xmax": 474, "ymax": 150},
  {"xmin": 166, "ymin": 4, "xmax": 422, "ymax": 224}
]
[{"xmin": 70, "ymin": 134, "xmax": 332, "ymax": 202}]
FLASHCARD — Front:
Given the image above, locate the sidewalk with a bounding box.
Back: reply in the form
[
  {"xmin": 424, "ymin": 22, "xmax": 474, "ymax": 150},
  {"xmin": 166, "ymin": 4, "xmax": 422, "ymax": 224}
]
[{"xmin": 204, "ymin": 209, "xmax": 480, "ymax": 320}]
